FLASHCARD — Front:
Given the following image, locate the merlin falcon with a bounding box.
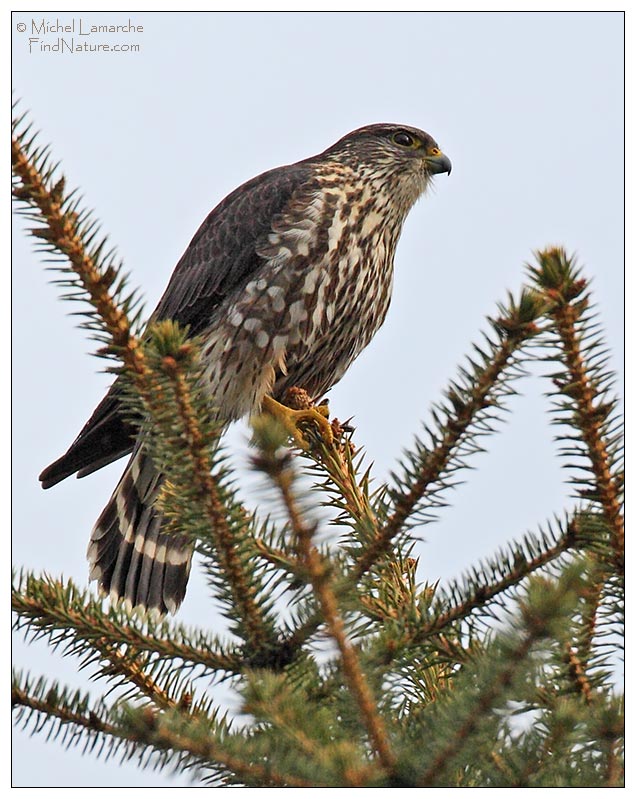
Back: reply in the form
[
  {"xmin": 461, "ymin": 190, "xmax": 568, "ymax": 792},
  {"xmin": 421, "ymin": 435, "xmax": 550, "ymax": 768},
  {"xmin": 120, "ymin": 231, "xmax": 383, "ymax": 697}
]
[{"xmin": 40, "ymin": 123, "xmax": 452, "ymax": 615}]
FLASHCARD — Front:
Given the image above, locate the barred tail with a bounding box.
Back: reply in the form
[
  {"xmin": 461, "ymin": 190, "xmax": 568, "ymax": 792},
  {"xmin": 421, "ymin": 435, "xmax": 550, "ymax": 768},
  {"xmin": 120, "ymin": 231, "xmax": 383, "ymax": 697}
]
[{"xmin": 87, "ymin": 447, "xmax": 193, "ymax": 616}]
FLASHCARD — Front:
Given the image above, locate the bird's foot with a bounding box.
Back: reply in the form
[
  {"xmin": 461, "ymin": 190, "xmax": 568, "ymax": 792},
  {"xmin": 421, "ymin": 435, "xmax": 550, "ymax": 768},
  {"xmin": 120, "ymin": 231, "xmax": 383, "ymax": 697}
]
[{"xmin": 261, "ymin": 391, "xmax": 333, "ymax": 449}]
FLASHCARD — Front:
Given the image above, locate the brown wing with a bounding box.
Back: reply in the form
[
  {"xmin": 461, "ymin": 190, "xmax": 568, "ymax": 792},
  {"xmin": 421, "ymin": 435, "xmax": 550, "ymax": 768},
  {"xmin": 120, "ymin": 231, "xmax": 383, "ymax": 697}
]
[{"xmin": 40, "ymin": 162, "xmax": 314, "ymax": 488}]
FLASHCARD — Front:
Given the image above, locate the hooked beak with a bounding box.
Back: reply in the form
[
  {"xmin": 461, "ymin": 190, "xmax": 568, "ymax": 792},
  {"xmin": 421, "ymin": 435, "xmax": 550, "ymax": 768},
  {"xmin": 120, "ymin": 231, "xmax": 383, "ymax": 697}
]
[{"xmin": 424, "ymin": 147, "xmax": 452, "ymax": 175}]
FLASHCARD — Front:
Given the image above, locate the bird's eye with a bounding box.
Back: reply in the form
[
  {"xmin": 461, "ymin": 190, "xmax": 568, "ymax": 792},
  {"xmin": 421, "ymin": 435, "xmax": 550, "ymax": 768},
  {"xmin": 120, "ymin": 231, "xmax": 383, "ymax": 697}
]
[{"xmin": 392, "ymin": 131, "xmax": 415, "ymax": 147}]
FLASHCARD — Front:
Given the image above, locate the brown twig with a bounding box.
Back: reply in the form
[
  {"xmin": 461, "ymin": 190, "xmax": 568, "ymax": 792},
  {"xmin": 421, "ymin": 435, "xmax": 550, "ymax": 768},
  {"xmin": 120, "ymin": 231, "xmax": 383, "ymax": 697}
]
[
  {"xmin": 563, "ymin": 642, "xmax": 593, "ymax": 705},
  {"xmin": 549, "ymin": 296, "xmax": 624, "ymax": 568},
  {"xmin": 272, "ymin": 459, "xmax": 397, "ymax": 778},
  {"xmin": 161, "ymin": 358, "xmax": 274, "ymax": 654},
  {"xmin": 411, "ymin": 520, "xmax": 579, "ymax": 646},
  {"xmin": 533, "ymin": 250, "xmax": 624, "ymax": 662},
  {"xmin": 12, "ymin": 576, "xmax": 243, "ymax": 674},
  {"xmin": 95, "ymin": 638, "xmax": 177, "ymax": 711},
  {"xmin": 137, "ymin": 713, "xmax": 321, "ymax": 787},
  {"xmin": 12, "ymin": 683, "xmax": 113, "ymax": 736},
  {"xmin": 318, "ymin": 435, "xmax": 379, "ymax": 532},
  {"xmin": 12, "ymin": 124, "xmax": 172, "ymax": 476},
  {"xmin": 12, "ymin": 684, "xmax": 314, "ymax": 787},
  {"xmin": 12, "ymin": 133, "xmax": 147, "ymax": 378},
  {"xmin": 355, "ymin": 329, "xmax": 532, "ymax": 580}
]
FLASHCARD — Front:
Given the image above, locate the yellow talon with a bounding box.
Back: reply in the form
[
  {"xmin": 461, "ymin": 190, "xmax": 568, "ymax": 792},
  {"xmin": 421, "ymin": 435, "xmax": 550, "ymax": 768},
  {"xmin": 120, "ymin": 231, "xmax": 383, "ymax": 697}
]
[{"xmin": 261, "ymin": 394, "xmax": 333, "ymax": 448}]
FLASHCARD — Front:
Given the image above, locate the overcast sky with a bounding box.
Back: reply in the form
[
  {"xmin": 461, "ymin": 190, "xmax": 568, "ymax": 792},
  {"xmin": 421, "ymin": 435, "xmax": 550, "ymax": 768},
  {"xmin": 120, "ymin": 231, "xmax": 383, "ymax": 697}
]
[{"xmin": 12, "ymin": 8, "xmax": 624, "ymax": 789}]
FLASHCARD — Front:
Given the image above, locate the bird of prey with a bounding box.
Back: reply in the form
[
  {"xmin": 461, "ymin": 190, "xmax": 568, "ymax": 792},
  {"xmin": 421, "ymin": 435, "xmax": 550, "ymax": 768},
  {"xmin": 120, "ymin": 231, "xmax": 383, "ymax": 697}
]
[{"xmin": 40, "ymin": 123, "xmax": 452, "ymax": 616}]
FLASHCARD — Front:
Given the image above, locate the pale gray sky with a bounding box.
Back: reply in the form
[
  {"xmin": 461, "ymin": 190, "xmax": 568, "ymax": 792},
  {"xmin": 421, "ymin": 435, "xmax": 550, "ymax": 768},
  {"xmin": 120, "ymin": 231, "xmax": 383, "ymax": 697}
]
[{"xmin": 12, "ymin": 8, "xmax": 624, "ymax": 788}]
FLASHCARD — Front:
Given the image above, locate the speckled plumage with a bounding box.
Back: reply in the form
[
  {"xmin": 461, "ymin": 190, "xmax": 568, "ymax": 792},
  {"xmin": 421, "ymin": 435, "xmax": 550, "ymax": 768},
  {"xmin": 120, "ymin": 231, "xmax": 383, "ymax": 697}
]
[{"xmin": 40, "ymin": 123, "xmax": 451, "ymax": 615}]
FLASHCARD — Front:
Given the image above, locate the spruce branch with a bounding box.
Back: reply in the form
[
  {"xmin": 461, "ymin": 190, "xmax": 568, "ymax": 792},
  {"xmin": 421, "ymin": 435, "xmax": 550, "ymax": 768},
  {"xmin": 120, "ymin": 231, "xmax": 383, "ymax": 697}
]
[
  {"xmin": 12, "ymin": 570, "xmax": 243, "ymax": 676},
  {"xmin": 530, "ymin": 248, "xmax": 624, "ymax": 571},
  {"xmin": 265, "ymin": 428, "xmax": 383, "ymax": 655},
  {"xmin": 415, "ymin": 563, "xmax": 588, "ymax": 787},
  {"xmin": 413, "ymin": 514, "xmax": 582, "ymax": 645},
  {"xmin": 12, "ymin": 107, "xmax": 182, "ymax": 503},
  {"xmin": 594, "ymin": 695, "xmax": 625, "ymax": 788},
  {"xmin": 356, "ymin": 289, "xmax": 545, "ymax": 578},
  {"xmin": 529, "ymin": 248, "xmax": 624, "ymax": 667},
  {"xmin": 12, "ymin": 108, "xmax": 145, "ymax": 369},
  {"xmin": 13, "ymin": 673, "xmax": 116, "ymax": 741},
  {"xmin": 253, "ymin": 422, "xmax": 397, "ymax": 777},
  {"xmin": 241, "ymin": 671, "xmax": 380, "ymax": 786},
  {"xmin": 116, "ymin": 706, "xmax": 318, "ymax": 788},
  {"xmin": 303, "ymin": 424, "xmax": 382, "ymax": 549},
  {"xmin": 301, "ymin": 553, "xmax": 397, "ymax": 776},
  {"xmin": 417, "ymin": 629, "xmax": 536, "ymax": 786},
  {"xmin": 13, "ymin": 671, "xmax": 313, "ymax": 787},
  {"xmin": 253, "ymin": 537, "xmax": 309, "ymax": 583},
  {"xmin": 155, "ymin": 338, "xmax": 278, "ymax": 655},
  {"xmin": 360, "ymin": 514, "xmax": 598, "ymax": 717},
  {"xmin": 93, "ymin": 639, "xmax": 178, "ymax": 711}
]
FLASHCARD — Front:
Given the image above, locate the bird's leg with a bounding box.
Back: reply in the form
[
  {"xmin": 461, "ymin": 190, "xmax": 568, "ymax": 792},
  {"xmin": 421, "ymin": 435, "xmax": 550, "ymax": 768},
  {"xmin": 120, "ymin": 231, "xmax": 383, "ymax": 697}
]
[{"xmin": 260, "ymin": 389, "xmax": 333, "ymax": 448}]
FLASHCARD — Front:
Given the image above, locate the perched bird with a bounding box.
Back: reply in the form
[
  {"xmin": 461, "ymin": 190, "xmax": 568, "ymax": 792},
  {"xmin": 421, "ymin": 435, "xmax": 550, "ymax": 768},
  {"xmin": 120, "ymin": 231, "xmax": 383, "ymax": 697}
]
[{"xmin": 40, "ymin": 123, "xmax": 451, "ymax": 615}]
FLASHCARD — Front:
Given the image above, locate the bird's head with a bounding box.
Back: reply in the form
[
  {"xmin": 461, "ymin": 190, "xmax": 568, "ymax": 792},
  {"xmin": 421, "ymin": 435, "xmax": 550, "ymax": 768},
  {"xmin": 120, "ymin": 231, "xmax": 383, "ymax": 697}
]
[{"xmin": 319, "ymin": 123, "xmax": 451, "ymax": 213}]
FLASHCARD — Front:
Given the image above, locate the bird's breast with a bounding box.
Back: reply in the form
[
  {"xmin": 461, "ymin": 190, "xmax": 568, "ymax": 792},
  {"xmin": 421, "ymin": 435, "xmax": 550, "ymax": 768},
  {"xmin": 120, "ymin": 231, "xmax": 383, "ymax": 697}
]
[{"xmin": 199, "ymin": 186, "xmax": 403, "ymax": 417}]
